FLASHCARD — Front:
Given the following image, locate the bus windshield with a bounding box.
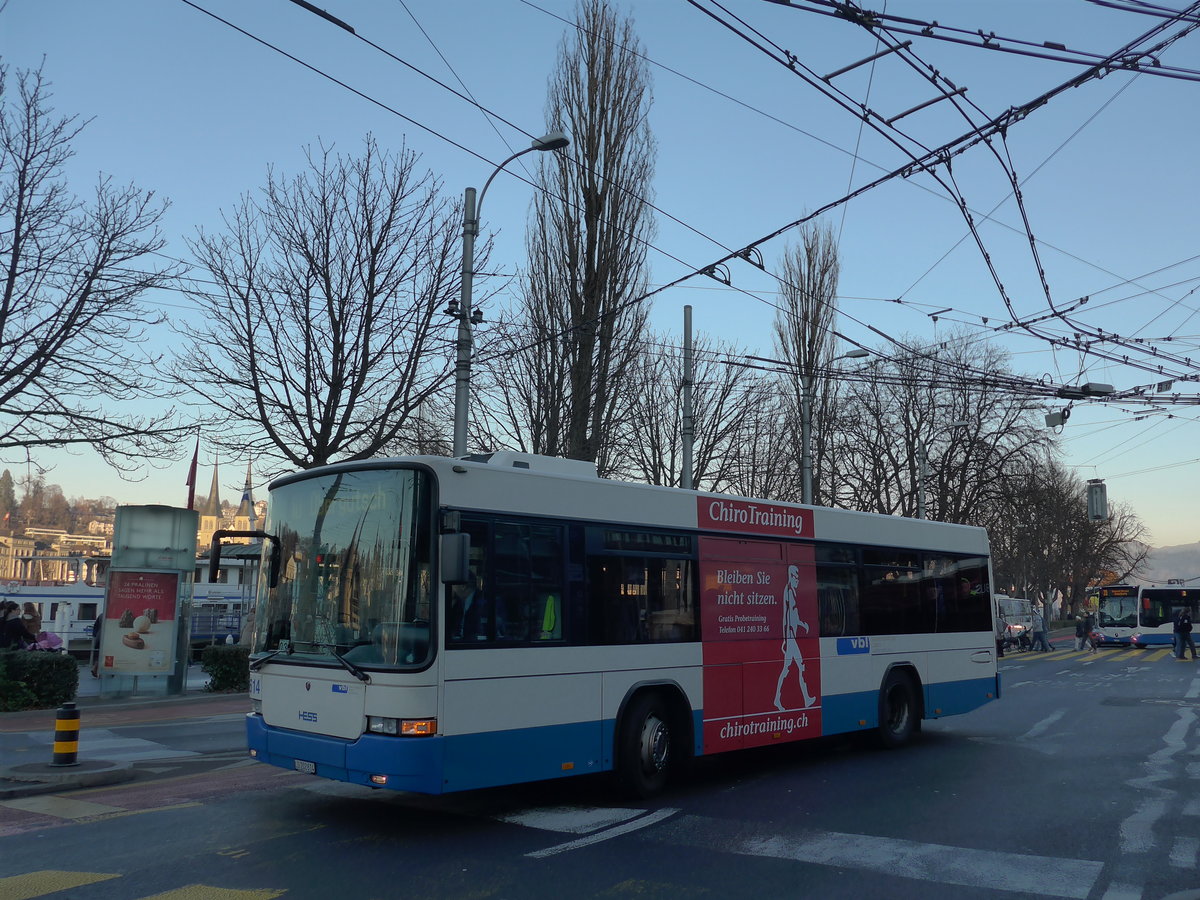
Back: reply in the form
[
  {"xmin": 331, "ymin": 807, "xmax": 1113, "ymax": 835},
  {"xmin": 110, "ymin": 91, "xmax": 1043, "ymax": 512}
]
[
  {"xmin": 1098, "ymin": 595, "xmax": 1138, "ymax": 629},
  {"xmin": 253, "ymin": 466, "xmax": 434, "ymax": 669}
]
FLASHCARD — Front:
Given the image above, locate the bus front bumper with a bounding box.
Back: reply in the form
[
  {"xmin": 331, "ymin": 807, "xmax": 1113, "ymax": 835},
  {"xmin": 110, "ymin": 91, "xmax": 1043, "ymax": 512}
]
[{"xmin": 246, "ymin": 713, "xmax": 446, "ymax": 794}]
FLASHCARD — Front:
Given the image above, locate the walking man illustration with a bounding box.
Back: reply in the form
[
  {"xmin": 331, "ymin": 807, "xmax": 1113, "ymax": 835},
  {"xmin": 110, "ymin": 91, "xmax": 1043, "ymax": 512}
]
[{"xmin": 775, "ymin": 565, "xmax": 817, "ymax": 711}]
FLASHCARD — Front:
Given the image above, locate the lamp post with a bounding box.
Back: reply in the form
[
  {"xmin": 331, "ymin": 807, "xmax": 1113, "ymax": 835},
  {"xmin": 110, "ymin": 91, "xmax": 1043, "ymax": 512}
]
[
  {"xmin": 452, "ymin": 131, "xmax": 570, "ymax": 458},
  {"xmin": 801, "ymin": 348, "xmax": 869, "ymax": 504}
]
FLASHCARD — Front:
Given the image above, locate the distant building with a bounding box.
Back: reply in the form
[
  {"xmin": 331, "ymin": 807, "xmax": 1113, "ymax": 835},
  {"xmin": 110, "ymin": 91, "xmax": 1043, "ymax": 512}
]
[
  {"xmin": 87, "ymin": 517, "xmax": 115, "ymax": 536},
  {"xmin": 196, "ymin": 458, "xmax": 260, "ymax": 552}
]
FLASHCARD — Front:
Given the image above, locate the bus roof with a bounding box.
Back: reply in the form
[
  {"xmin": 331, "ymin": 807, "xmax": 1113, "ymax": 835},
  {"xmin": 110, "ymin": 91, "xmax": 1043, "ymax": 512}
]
[{"xmin": 269, "ymin": 453, "xmax": 990, "ymax": 556}]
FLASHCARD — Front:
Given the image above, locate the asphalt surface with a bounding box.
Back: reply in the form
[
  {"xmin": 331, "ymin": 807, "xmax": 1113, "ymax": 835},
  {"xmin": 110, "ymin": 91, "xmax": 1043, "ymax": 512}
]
[
  {"xmin": 0, "ymin": 663, "xmax": 248, "ymax": 799},
  {"xmin": 0, "ymin": 626, "xmax": 1082, "ymax": 800}
]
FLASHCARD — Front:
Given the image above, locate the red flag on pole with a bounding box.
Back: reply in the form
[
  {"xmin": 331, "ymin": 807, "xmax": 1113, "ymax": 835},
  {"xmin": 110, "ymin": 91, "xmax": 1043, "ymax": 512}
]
[{"xmin": 186, "ymin": 436, "xmax": 199, "ymax": 509}]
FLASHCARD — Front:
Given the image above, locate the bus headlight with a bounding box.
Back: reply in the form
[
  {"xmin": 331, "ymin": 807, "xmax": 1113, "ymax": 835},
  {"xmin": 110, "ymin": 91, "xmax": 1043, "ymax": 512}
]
[{"xmin": 367, "ymin": 716, "xmax": 399, "ymax": 735}]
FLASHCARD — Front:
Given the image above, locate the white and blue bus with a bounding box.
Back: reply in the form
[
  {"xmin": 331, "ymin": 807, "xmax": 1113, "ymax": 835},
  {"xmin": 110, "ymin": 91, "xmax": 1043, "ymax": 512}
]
[
  {"xmin": 1130, "ymin": 586, "xmax": 1197, "ymax": 649},
  {"xmin": 224, "ymin": 452, "xmax": 999, "ymax": 797}
]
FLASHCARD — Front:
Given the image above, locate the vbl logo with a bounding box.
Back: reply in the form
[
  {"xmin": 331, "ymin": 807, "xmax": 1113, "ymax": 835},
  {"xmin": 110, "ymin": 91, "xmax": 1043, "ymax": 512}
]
[
  {"xmin": 836, "ymin": 636, "xmax": 870, "ymax": 655},
  {"xmin": 299, "ymin": 710, "xmax": 318, "ymax": 722}
]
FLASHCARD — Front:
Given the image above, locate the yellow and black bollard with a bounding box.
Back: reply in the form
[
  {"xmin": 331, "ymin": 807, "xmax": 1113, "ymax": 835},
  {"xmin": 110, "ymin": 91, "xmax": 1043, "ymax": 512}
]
[{"xmin": 49, "ymin": 701, "xmax": 81, "ymax": 767}]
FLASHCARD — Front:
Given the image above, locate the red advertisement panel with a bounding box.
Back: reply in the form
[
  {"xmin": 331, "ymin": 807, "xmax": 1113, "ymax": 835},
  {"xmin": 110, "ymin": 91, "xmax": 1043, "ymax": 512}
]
[
  {"xmin": 697, "ymin": 496, "xmax": 813, "ymax": 539},
  {"xmin": 100, "ymin": 571, "xmax": 179, "ymax": 675},
  {"xmin": 700, "ymin": 537, "xmax": 821, "ymax": 752}
]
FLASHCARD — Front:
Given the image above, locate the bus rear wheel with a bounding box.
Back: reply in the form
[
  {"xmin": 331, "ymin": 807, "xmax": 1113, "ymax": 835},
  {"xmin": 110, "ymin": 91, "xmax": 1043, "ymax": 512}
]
[
  {"xmin": 877, "ymin": 670, "xmax": 918, "ymax": 749},
  {"xmin": 617, "ymin": 692, "xmax": 673, "ymax": 798}
]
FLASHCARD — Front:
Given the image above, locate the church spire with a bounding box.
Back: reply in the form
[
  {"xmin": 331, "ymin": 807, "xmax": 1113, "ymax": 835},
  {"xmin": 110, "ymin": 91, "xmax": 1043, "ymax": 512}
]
[
  {"xmin": 200, "ymin": 456, "xmax": 222, "ymax": 518},
  {"xmin": 235, "ymin": 460, "xmax": 255, "ymax": 527}
]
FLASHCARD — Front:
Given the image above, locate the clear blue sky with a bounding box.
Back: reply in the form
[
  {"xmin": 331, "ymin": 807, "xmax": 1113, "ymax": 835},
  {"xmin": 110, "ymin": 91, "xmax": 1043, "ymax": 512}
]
[{"xmin": 3, "ymin": 1, "xmax": 1198, "ymax": 549}]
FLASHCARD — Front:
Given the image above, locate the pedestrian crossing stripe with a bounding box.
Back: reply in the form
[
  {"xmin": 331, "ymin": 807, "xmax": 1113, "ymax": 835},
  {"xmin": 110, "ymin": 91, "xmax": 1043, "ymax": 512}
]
[
  {"xmin": 0, "ymin": 871, "xmax": 118, "ymax": 900},
  {"xmin": 1004, "ymin": 647, "xmax": 1181, "ymax": 662},
  {"xmin": 139, "ymin": 887, "xmax": 285, "ymax": 899},
  {"xmin": 0, "ymin": 872, "xmax": 284, "ymax": 900}
]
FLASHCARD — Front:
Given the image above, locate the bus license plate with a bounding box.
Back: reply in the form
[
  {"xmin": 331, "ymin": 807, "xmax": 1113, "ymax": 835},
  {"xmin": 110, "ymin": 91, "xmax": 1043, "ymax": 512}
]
[{"xmin": 294, "ymin": 759, "xmax": 316, "ymax": 774}]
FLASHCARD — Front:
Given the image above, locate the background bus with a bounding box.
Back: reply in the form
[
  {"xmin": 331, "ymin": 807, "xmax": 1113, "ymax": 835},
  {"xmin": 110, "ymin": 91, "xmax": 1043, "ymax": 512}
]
[
  {"xmin": 234, "ymin": 452, "xmax": 999, "ymax": 797},
  {"xmin": 1130, "ymin": 586, "xmax": 1197, "ymax": 648},
  {"xmin": 1093, "ymin": 584, "xmax": 1139, "ymax": 646}
]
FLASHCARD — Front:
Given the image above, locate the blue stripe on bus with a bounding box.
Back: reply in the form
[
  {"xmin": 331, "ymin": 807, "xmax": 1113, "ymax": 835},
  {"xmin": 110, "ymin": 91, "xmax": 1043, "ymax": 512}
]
[
  {"xmin": 816, "ymin": 676, "xmax": 1000, "ymax": 736},
  {"xmin": 1137, "ymin": 634, "xmax": 1174, "ymax": 646},
  {"xmin": 247, "ymin": 676, "xmax": 998, "ymax": 793},
  {"xmin": 443, "ymin": 721, "xmax": 604, "ymax": 791}
]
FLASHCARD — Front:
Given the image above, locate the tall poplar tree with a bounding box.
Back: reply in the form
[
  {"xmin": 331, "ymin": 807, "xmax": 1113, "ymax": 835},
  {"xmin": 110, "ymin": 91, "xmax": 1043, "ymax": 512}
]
[{"xmin": 478, "ymin": 0, "xmax": 656, "ymax": 473}]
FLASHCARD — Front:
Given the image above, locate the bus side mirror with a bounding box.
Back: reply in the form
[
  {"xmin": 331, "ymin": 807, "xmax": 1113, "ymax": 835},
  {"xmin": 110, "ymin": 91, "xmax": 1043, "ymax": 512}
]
[{"xmin": 440, "ymin": 533, "xmax": 471, "ymax": 585}]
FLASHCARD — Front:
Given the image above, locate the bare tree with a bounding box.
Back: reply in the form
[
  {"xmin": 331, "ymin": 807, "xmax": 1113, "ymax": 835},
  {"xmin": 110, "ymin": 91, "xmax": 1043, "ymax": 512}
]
[
  {"xmin": 772, "ymin": 221, "xmax": 841, "ymax": 505},
  {"xmin": 0, "ymin": 64, "xmax": 183, "ymax": 473},
  {"xmin": 171, "ymin": 136, "xmax": 466, "ymax": 472},
  {"xmin": 833, "ymin": 333, "xmax": 1049, "ymax": 520},
  {"xmin": 618, "ymin": 332, "xmax": 762, "ymax": 490},
  {"xmin": 990, "ymin": 458, "xmax": 1149, "ymax": 612},
  {"xmin": 480, "ymin": 0, "xmax": 655, "ymax": 473},
  {"xmin": 722, "ymin": 383, "xmax": 800, "ymax": 502}
]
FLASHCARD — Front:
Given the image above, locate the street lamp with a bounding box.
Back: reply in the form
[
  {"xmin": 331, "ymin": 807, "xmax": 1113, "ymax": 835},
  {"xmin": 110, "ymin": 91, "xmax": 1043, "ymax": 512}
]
[
  {"xmin": 452, "ymin": 131, "xmax": 571, "ymax": 457},
  {"xmin": 801, "ymin": 347, "xmax": 869, "ymax": 504}
]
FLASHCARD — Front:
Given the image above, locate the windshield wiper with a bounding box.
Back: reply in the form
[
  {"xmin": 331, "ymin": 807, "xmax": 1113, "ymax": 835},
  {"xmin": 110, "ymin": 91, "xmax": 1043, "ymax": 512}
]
[
  {"xmin": 249, "ymin": 642, "xmax": 293, "ymax": 671},
  {"xmin": 312, "ymin": 642, "xmax": 372, "ymax": 683}
]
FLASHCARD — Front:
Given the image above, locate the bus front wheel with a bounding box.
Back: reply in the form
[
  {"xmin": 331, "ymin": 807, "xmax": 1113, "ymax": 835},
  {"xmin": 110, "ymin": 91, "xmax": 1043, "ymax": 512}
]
[
  {"xmin": 877, "ymin": 670, "xmax": 918, "ymax": 749},
  {"xmin": 617, "ymin": 692, "xmax": 673, "ymax": 798}
]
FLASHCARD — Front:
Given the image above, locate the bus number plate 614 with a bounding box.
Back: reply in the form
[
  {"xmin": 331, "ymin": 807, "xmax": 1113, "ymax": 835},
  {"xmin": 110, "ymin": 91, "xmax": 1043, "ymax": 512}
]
[{"xmin": 294, "ymin": 759, "xmax": 316, "ymax": 774}]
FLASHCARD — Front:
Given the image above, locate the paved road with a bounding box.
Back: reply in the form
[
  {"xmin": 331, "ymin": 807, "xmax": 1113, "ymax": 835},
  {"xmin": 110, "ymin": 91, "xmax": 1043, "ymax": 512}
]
[{"xmin": 3, "ymin": 644, "xmax": 1199, "ymax": 899}]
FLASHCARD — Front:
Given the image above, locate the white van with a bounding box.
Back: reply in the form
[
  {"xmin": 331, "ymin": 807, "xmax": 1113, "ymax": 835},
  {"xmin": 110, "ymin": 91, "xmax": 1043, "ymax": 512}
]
[{"xmin": 995, "ymin": 595, "xmax": 1034, "ymax": 640}]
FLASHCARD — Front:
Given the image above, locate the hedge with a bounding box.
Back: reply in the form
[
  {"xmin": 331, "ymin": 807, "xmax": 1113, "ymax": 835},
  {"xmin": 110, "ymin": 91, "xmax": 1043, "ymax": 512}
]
[
  {"xmin": 200, "ymin": 644, "xmax": 250, "ymax": 693},
  {"xmin": 0, "ymin": 649, "xmax": 78, "ymax": 711}
]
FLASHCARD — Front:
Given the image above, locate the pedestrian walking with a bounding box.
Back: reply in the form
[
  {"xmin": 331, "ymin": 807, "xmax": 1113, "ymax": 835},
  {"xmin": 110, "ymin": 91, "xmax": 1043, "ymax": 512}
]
[
  {"xmin": 1030, "ymin": 608, "xmax": 1050, "ymax": 651},
  {"xmin": 1175, "ymin": 608, "xmax": 1197, "ymax": 660},
  {"xmin": 1075, "ymin": 614, "xmax": 1096, "ymax": 653}
]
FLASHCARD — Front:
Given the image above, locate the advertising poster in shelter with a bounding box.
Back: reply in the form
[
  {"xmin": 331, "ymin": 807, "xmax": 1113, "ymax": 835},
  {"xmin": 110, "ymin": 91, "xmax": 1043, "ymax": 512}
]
[
  {"xmin": 100, "ymin": 571, "xmax": 180, "ymax": 675},
  {"xmin": 697, "ymin": 496, "xmax": 822, "ymax": 752}
]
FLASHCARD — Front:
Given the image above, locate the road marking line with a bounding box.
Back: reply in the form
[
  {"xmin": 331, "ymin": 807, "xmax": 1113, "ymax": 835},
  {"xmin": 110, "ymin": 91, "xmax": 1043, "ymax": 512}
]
[
  {"xmin": 654, "ymin": 815, "xmax": 1103, "ymax": 899},
  {"xmin": 0, "ymin": 870, "xmax": 119, "ymax": 900},
  {"xmin": 81, "ymin": 802, "xmax": 202, "ymax": 823},
  {"xmin": 525, "ymin": 808, "xmax": 680, "ymax": 858},
  {"xmin": 1171, "ymin": 835, "xmax": 1200, "ymax": 869},
  {"xmin": 1020, "ymin": 710, "xmax": 1066, "ymax": 741},
  {"xmin": 498, "ymin": 806, "xmax": 648, "ymax": 834},
  {"xmin": 1101, "ymin": 883, "xmax": 1142, "ymax": 900},
  {"xmin": 138, "ymin": 886, "xmax": 284, "ymax": 899},
  {"xmin": 0, "ymin": 796, "xmax": 123, "ymax": 818},
  {"xmin": 732, "ymin": 830, "xmax": 1102, "ymax": 898}
]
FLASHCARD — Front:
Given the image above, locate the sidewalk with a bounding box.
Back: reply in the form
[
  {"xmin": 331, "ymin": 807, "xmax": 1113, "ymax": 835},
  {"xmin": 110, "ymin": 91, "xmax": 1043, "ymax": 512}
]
[{"xmin": 0, "ymin": 663, "xmax": 248, "ymax": 800}]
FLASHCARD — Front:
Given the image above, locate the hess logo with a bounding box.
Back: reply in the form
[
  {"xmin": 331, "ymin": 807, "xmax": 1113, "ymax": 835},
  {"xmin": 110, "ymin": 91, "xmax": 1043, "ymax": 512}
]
[{"xmin": 299, "ymin": 710, "xmax": 318, "ymax": 722}]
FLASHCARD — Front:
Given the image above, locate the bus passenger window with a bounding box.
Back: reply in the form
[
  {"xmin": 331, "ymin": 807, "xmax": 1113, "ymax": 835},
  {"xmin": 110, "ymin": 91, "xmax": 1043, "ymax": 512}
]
[
  {"xmin": 491, "ymin": 521, "xmax": 566, "ymax": 643},
  {"xmin": 587, "ymin": 554, "xmax": 696, "ymax": 644},
  {"xmin": 817, "ymin": 566, "xmax": 858, "ymax": 636},
  {"xmin": 929, "ymin": 556, "xmax": 991, "ymax": 633}
]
